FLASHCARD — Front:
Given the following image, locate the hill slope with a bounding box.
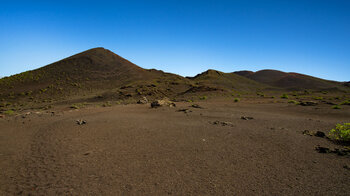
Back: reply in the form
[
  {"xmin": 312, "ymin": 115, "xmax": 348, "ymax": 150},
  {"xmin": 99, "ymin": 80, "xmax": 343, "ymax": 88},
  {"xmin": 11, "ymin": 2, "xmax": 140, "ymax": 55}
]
[
  {"xmin": 235, "ymin": 69, "xmax": 346, "ymax": 91},
  {"xmin": 0, "ymin": 48, "xmax": 192, "ymax": 107},
  {"xmin": 188, "ymin": 69, "xmax": 269, "ymax": 91}
]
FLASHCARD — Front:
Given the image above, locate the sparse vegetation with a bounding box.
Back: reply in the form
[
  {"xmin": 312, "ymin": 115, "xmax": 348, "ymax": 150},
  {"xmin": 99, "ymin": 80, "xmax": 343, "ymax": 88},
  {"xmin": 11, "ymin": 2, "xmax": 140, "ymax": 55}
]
[
  {"xmin": 280, "ymin": 94, "xmax": 289, "ymax": 99},
  {"xmin": 70, "ymin": 104, "xmax": 80, "ymax": 109},
  {"xmin": 288, "ymin": 100, "xmax": 299, "ymax": 104},
  {"xmin": 332, "ymin": 105, "xmax": 341, "ymax": 109},
  {"xmin": 314, "ymin": 96, "xmax": 323, "ymax": 100},
  {"xmin": 102, "ymin": 101, "xmax": 112, "ymax": 107},
  {"xmin": 340, "ymin": 100, "xmax": 350, "ymax": 105},
  {"xmin": 3, "ymin": 110, "xmax": 14, "ymax": 115},
  {"xmin": 199, "ymin": 96, "xmax": 207, "ymax": 100},
  {"xmin": 70, "ymin": 103, "xmax": 87, "ymax": 109},
  {"xmin": 328, "ymin": 123, "xmax": 350, "ymax": 142},
  {"xmin": 257, "ymin": 92, "xmax": 265, "ymax": 97},
  {"xmin": 234, "ymin": 98, "xmax": 240, "ymax": 102}
]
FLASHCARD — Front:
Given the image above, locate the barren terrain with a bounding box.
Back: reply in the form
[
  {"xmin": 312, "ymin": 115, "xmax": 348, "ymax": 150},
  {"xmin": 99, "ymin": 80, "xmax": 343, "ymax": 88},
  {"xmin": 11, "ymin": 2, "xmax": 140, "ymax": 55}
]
[{"xmin": 1, "ymin": 99, "xmax": 349, "ymax": 195}]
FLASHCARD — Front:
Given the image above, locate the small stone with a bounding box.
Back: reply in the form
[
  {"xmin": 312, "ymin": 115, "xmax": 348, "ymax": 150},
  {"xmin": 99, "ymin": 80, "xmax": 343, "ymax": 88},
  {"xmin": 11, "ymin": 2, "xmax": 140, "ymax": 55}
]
[
  {"xmin": 191, "ymin": 104, "xmax": 202, "ymax": 109},
  {"xmin": 150, "ymin": 98, "xmax": 176, "ymax": 108},
  {"xmin": 212, "ymin": 121, "xmax": 234, "ymax": 127},
  {"xmin": 76, "ymin": 119, "xmax": 87, "ymax": 125},
  {"xmin": 137, "ymin": 97, "xmax": 148, "ymax": 104},
  {"xmin": 177, "ymin": 109, "xmax": 191, "ymax": 113},
  {"xmin": 315, "ymin": 146, "xmax": 330, "ymax": 153},
  {"xmin": 241, "ymin": 116, "xmax": 254, "ymax": 120},
  {"xmin": 314, "ymin": 131, "xmax": 325, "ymax": 138},
  {"xmin": 300, "ymin": 101, "xmax": 318, "ymax": 106},
  {"xmin": 302, "ymin": 130, "xmax": 312, "ymax": 136}
]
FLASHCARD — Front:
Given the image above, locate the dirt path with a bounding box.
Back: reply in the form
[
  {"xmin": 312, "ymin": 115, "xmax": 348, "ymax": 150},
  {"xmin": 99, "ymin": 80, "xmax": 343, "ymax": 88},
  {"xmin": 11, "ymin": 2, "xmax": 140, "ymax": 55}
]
[{"xmin": 0, "ymin": 102, "xmax": 349, "ymax": 195}]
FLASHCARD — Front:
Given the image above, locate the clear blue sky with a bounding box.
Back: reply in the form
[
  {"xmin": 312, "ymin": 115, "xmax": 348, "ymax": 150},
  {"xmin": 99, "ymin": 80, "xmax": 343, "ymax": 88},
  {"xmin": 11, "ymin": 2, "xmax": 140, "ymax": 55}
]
[{"xmin": 0, "ymin": 0, "xmax": 349, "ymax": 81}]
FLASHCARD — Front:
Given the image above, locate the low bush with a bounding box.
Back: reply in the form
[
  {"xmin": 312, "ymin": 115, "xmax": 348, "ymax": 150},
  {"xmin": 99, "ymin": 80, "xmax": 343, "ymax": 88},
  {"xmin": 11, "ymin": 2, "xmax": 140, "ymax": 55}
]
[
  {"xmin": 332, "ymin": 105, "xmax": 341, "ymax": 109},
  {"xmin": 3, "ymin": 110, "xmax": 14, "ymax": 115},
  {"xmin": 328, "ymin": 123, "xmax": 350, "ymax": 142},
  {"xmin": 340, "ymin": 100, "xmax": 350, "ymax": 105},
  {"xmin": 234, "ymin": 98, "xmax": 240, "ymax": 102},
  {"xmin": 288, "ymin": 100, "xmax": 299, "ymax": 104},
  {"xmin": 199, "ymin": 96, "xmax": 207, "ymax": 100},
  {"xmin": 280, "ymin": 94, "xmax": 289, "ymax": 99}
]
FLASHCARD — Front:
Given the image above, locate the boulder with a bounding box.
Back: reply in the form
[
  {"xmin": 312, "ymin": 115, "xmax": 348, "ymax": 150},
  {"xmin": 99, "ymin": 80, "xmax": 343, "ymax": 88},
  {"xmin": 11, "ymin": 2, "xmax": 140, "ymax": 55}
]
[
  {"xmin": 151, "ymin": 98, "xmax": 176, "ymax": 108},
  {"xmin": 137, "ymin": 97, "xmax": 148, "ymax": 104},
  {"xmin": 76, "ymin": 119, "xmax": 87, "ymax": 125},
  {"xmin": 314, "ymin": 131, "xmax": 325, "ymax": 138}
]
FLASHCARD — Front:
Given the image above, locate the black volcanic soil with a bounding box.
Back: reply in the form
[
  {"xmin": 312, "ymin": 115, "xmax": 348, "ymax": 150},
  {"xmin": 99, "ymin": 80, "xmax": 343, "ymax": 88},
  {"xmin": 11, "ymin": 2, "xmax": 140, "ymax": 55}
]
[{"xmin": 1, "ymin": 99, "xmax": 349, "ymax": 195}]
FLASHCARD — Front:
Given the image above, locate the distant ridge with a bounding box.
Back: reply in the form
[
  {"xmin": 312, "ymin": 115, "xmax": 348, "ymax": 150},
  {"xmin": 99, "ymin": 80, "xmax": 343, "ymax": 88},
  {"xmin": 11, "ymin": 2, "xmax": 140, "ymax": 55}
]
[{"xmin": 234, "ymin": 69, "xmax": 344, "ymax": 90}]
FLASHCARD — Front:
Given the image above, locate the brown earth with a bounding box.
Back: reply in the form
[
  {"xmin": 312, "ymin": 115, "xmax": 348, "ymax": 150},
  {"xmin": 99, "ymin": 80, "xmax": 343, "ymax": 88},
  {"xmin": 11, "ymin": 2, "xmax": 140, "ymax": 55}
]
[{"xmin": 0, "ymin": 99, "xmax": 349, "ymax": 195}]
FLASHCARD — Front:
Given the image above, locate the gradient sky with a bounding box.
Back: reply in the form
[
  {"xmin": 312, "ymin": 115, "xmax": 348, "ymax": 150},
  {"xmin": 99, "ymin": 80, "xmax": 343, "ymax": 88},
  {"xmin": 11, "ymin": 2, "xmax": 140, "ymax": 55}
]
[{"xmin": 0, "ymin": 0, "xmax": 349, "ymax": 81}]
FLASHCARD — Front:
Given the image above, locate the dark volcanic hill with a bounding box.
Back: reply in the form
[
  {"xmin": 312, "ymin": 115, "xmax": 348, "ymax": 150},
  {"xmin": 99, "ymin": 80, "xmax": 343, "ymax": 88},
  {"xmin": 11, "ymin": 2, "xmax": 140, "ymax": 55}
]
[
  {"xmin": 234, "ymin": 69, "xmax": 346, "ymax": 91},
  {"xmin": 0, "ymin": 48, "xmax": 192, "ymax": 107},
  {"xmin": 189, "ymin": 69, "xmax": 269, "ymax": 91}
]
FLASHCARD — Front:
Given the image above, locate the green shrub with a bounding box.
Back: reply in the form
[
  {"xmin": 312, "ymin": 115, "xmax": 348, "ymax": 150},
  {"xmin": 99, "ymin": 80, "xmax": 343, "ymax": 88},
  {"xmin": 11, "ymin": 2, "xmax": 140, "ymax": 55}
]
[
  {"xmin": 199, "ymin": 96, "xmax": 207, "ymax": 100},
  {"xmin": 280, "ymin": 94, "xmax": 289, "ymax": 99},
  {"xmin": 340, "ymin": 100, "xmax": 350, "ymax": 105},
  {"xmin": 328, "ymin": 123, "xmax": 350, "ymax": 142},
  {"xmin": 314, "ymin": 97, "xmax": 323, "ymax": 100},
  {"xmin": 257, "ymin": 92, "xmax": 265, "ymax": 97},
  {"xmin": 187, "ymin": 99, "xmax": 193, "ymax": 103},
  {"xmin": 3, "ymin": 110, "xmax": 14, "ymax": 115},
  {"xmin": 332, "ymin": 105, "xmax": 341, "ymax": 109},
  {"xmin": 288, "ymin": 100, "xmax": 299, "ymax": 104},
  {"xmin": 234, "ymin": 98, "xmax": 240, "ymax": 102},
  {"xmin": 102, "ymin": 101, "xmax": 112, "ymax": 107},
  {"xmin": 70, "ymin": 104, "xmax": 79, "ymax": 109}
]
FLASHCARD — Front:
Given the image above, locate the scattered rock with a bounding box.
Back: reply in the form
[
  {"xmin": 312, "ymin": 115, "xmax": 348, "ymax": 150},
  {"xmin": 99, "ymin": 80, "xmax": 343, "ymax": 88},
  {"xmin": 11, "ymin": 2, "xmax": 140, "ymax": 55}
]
[
  {"xmin": 302, "ymin": 130, "xmax": 313, "ymax": 136},
  {"xmin": 241, "ymin": 116, "xmax": 254, "ymax": 120},
  {"xmin": 315, "ymin": 146, "xmax": 330, "ymax": 153},
  {"xmin": 212, "ymin": 121, "xmax": 234, "ymax": 127},
  {"xmin": 315, "ymin": 146, "xmax": 350, "ymax": 156},
  {"xmin": 150, "ymin": 98, "xmax": 176, "ymax": 108},
  {"xmin": 76, "ymin": 119, "xmax": 87, "ymax": 125},
  {"xmin": 191, "ymin": 104, "xmax": 202, "ymax": 109},
  {"xmin": 322, "ymin": 101, "xmax": 336, "ymax": 105},
  {"xmin": 83, "ymin": 151, "xmax": 91, "ymax": 156},
  {"xmin": 137, "ymin": 97, "xmax": 148, "ymax": 104},
  {"xmin": 334, "ymin": 148, "xmax": 350, "ymax": 156},
  {"xmin": 300, "ymin": 101, "xmax": 318, "ymax": 106},
  {"xmin": 302, "ymin": 130, "xmax": 326, "ymax": 137},
  {"xmin": 343, "ymin": 165, "xmax": 350, "ymax": 170},
  {"xmin": 314, "ymin": 131, "xmax": 326, "ymax": 138},
  {"xmin": 0, "ymin": 114, "xmax": 4, "ymax": 118},
  {"xmin": 177, "ymin": 109, "xmax": 192, "ymax": 113}
]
